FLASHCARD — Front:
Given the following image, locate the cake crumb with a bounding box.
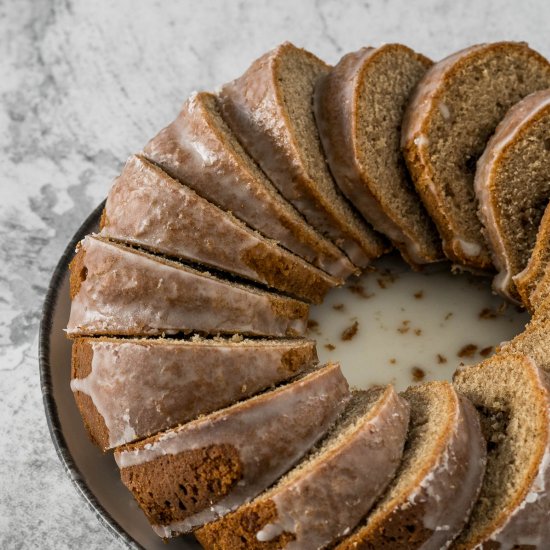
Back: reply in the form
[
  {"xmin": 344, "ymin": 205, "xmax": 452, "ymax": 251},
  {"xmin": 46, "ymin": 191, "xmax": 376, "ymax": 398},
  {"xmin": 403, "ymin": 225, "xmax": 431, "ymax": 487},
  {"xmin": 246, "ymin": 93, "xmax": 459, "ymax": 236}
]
[
  {"xmin": 397, "ymin": 320, "xmax": 410, "ymax": 334},
  {"xmin": 479, "ymin": 346, "xmax": 493, "ymax": 357},
  {"xmin": 414, "ymin": 290, "xmax": 424, "ymax": 299},
  {"xmin": 389, "ymin": 358, "xmax": 397, "ymax": 365},
  {"xmin": 377, "ymin": 278, "xmax": 387, "ymax": 289},
  {"xmin": 307, "ymin": 319, "xmax": 319, "ymax": 330},
  {"xmin": 324, "ymin": 343, "xmax": 336, "ymax": 351},
  {"xmin": 458, "ymin": 344, "xmax": 478, "ymax": 358},
  {"xmin": 332, "ymin": 303, "xmax": 344, "ymax": 311},
  {"xmin": 479, "ymin": 307, "xmax": 497, "ymax": 320},
  {"xmin": 437, "ymin": 354, "xmax": 447, "ymax": 364},
  {"xmin": 348, "ymin": 284, "xmax": 373, "ymax": 299},
  {"xmin": 414, "ymin": 328, "xmax": 422, "ymax": 336},
  {"xmin": 444, "ymin": 312, "xmax": 453, "ymax": 321},
  {"xmin": 341, "ymin": 321, "xmax": 359, "ymax": 341},
  {"xmin": 411, "ymin": 367, "xmax": 426, "ymax": 382}
]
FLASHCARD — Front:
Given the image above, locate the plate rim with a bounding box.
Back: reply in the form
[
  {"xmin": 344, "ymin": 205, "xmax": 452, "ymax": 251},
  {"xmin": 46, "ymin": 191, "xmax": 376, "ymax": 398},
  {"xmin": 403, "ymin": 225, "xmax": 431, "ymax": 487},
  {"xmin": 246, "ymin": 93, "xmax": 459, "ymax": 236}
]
[{"xmin": 38, "ymin": 199, "xmax": 144, "ymax": 550}]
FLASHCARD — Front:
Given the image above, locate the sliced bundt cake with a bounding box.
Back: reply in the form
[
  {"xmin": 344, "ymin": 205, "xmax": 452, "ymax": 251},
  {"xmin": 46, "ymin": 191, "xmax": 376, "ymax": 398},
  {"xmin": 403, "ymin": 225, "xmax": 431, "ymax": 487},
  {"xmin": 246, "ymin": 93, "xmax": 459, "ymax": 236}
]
[
  {"xmin": 143, "ymin": 91, "xmax": 356, "ymax": 279},
  {"xmin": 453, "ymin": 353, "xmax": 550, "ymax": 548},
  {"xmin": 114, "ymin": 363, "xmax": 350, "ymax": 536},
  {"xmin": 402, "ymin": 42, "xmax": 550, "ymax": 271},
  {"xmin": 315, "ymin": 44, "xmax": 443, "ymax": 267},
  {"xmin": 71, "ymin": 336, "xmax": 318, "ymax": 450},
  {"xmin": 337, "ymin": 381, "xmax": 486, "ymax": 549},
  {"xmin": 100, "ymin": 154, "xmax": 339, "ymax": 304},
  {"xmin": 219, "ymin": 42, "xmax": 388, "ymax": 267},
  {"xmin": 195, "ymin": 386, "xmax": 409, "ymax": 550},
  {"xmin": 475, "ymin": 89, "xmax": 550, "ymax": 302},
  {"xmin": 515, "ymin": 203, "xmax": 550, "ymax": 311},
  {"xmin": 66, "ymin": 235, "xmax": 309, "ymax": 338}
]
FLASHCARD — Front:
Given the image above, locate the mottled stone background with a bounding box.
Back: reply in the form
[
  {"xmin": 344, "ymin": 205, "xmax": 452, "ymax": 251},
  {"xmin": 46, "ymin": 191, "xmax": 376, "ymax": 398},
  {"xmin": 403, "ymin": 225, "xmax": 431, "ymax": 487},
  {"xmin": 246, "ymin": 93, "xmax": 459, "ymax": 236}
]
[{"xmin": 1, "ymin": 0, "xmax": 548, "ymax": 547}]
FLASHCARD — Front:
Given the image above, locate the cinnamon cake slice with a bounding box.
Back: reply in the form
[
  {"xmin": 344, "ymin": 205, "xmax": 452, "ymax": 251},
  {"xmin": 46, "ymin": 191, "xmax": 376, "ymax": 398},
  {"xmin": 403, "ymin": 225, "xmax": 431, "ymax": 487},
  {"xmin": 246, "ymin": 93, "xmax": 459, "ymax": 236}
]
[
  {"xmin": 195, "ymin": 386, "xmax": 409, "ymax": 550},
  {"xmin": 315, "ymin": 44, "xmax": 443, "ymax": 268},
  {"xmin": 476, "ymin": 89, "xmax": 550, "ymax": 302},
  {"xmin": 114, "ymin": 363, "xmax": 350, "ymax": 537},
  {"xmin": 219, "ymin": 42, "xmax": 388, "ymax": 268},
  {"xmin": 143, "ymin": 91, "xmax": 356, "ymax": 280},
  {"xmin": 66, "ymin": 235, "xmax": 309, "ymax": 338},
  {"xmin": 71, "ymin": 336, "xmax": 318, "ymax": 451},
  {"xmin": 100, "ymin": 154, "xmax": 339, "ymax": 304},
  {"xmin": 337, "ymin": 381, "xmax": 486, "ymax": 550},
  {"xmin": 500, "ymin": 313, "xmax": 550, "ymax": 372},
  {"xmin": 402, "ymin": 41, "xmax": 550, "ymax": 271},
  {"xmin": 514, "ymin": 203, "xmax": 550, "ymax": 311},
  {"xmin": 453, "ymin": 353, "xmax": 550, "ymax": 548}
]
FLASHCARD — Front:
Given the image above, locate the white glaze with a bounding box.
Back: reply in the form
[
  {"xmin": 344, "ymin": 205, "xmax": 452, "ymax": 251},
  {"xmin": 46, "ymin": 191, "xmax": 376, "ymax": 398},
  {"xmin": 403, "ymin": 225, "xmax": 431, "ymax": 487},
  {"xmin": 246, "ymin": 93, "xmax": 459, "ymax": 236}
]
[
  {"xmin": 67, "ymin": 235, "xmax": 308, "ymax": 337},
  {"xmin": 313, "ymin": 45, "xmax": 441, "ymax": 267},
  {"xmin": 116, "ymin": 364, "xmax": 350, "ymax": 535},
  {"xmin": 482, "ymin": 359, "xmax": 550, "ymax": 548},
  {"xmin": 220, "ymin": 42, "xmax": 384, "ymax": 268},
  {"xmin": 475, "ymin": 89, "xmax": 550, "ymax": 302},
  {"xmin": 268, "ymin": 388, "xmax": 409, "ymax": 549},
  {"xmin": 143, "ymin": 91, "xmax": 356, "ymax": 279},
  {"xmin": 70, "ymin": 338, "xmax": 317, "ymax": 448},
  {"xmin": 100, "ymin": 154, "xmax": 339, "ymax": 301}
]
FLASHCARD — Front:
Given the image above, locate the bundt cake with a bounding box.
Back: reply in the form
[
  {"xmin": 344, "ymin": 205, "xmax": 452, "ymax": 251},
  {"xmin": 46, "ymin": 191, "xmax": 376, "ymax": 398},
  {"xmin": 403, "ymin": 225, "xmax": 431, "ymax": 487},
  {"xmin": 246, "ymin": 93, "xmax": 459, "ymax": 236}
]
[
  {"xmin": 66, "ymin": 235, "xmax": 309, "ymax": 337},
  {"xmin": 71, "ymin": 336, "xmax": 318, "ymax": 450},
  {"xmin": 219, "ymin": 42, "xmax": 388, "ymax": 267},
  {"xmin": 114, "ymin": 363, "xmax": 350, "ymax": 536},
  {"xmin": 514, "ymin": 203, "xmax": 550, "ymax": 311},
  {"xmin": 453, "ymin": 353, "xmax": 550, "ymax": 548},
  {"xmin": 336, "ymin": 381, "xmax": 486, "ymax": 549},
  {"xmin": 402, "ymin": 41, "xmax": 550, "ymax": 271},
  {"xmin": 314, "ymin": 44, "xmax": 443, "ymax": 268},
  {"xmin": 475, "ymin": 89, "xmax": 550, "ymax": 302},
  {"xmin": 143, "ymin": 91, "xmax": 356, "ymax": 279},
  {"xmin": 100, "ymin": 154, "xmax": 340, "ymax": 304},
  {"xmin": 195, "ymin": 386, "xmax": 409, "ymax": 549},
  {"xmin": 63, "ymin": 40, "xmax": 550, "ymax": 548}
]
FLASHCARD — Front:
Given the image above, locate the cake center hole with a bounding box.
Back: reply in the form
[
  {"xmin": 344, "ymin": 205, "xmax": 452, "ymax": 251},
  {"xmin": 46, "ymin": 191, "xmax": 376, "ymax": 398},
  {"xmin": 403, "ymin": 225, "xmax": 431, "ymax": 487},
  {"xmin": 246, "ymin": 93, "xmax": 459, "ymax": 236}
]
[{"xmin": 309, "ymin": 254, "xmax": 528, "ymax": 391}]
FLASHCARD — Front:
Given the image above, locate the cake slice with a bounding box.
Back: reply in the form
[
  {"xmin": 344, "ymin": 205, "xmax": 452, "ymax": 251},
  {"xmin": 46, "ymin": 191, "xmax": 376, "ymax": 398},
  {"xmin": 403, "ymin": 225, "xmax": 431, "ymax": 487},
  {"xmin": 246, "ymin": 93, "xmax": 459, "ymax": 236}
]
[
  {"xmin": 337, "ymin": 381, "xmax": 486, "ymax": 550},
  {"xmin": 453, "ymin": 353, "xmax": 550, "ymax": 548},
  {"xmin": 500, "ymin": 313, "xmax": 550, "ymax": 373},
  {"xmin": 71, "ymin": 336, "xmax": 318, "ymax": 451},
  {"xmin": 143, "ymin": 91, "xmax": 356, "ymax": 280},
  {"xmin": 514, "ymin": 203, "xmax": 550, "ymax": 311},
  {"xmin": 114, "ymin": 363, "xmax": 350, "ymax": 537},
  {"xmin": 475, "ymin": 89, "xmax": 550, "ymax": 302},
  {"xmin": 315, "ymin": 44, "xmax": 443, "ymax": 268},
  {"xmin": 527, "ymin": 258, "xmax": 550, "ymax": 311},
  {"xmin": 402, "ymin": 42, "xmax": 550, "ymax": 271},
  {"xmin": 195, "ymin": 386, "xmax": 409, "ymax": 550},
  {"xmin": 100, "ymin": 154, "xmax": 339, "ymax": 304},
  {"xmin": 66, "ymin": 235, "xmax": 309, "ymax": 338},
  {"xmin": 219, "ymin": 42, "xmax": 388, "ymax": 268}
]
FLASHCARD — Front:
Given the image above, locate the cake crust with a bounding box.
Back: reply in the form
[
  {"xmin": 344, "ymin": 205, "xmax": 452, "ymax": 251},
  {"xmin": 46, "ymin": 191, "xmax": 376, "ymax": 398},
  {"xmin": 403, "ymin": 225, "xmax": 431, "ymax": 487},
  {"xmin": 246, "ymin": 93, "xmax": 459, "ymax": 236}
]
[
  {"xmin": 475, "ymin": 89, "xmax": 550, "ymax": 303},
  {"xmin": 195, "ymin": 386, "xmax": 410, "ymax": 549},
  {"xmin": 67, "ymin": 236, "xmax": 309, "ymax": 338},
  {"xmin": 71, "ymin": 336, "xmax": 318, "ymax": 450},
  {"xmin": 402, "ymin": 41, "xmax": 550, "ymax": 271},
  {"xmin": 143, "ymin": 91, "xmax": 357, "ymax": 279},
  {"xmin": 100, "ymin": 154, "xmax": 340, "ymax": 304},
  {"xmin": 315, "ymin": 44, "xmax": 442, "ymax": 268},
  {"xmin": 219, "ymin": 42, "xmax": 388, "ymax": 268},
  {"xmin": 337, "ymin": 382, "xmax": 486, "ymax": 549},
  {"xmin": 115, "ymin": 364, "xmax": 350, "ymax": 536}
]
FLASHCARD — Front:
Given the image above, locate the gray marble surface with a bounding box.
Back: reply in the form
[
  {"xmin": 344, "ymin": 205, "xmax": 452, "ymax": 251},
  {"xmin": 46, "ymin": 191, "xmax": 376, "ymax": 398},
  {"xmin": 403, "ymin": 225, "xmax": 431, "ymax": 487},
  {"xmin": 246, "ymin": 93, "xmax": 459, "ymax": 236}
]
[{"xmin": 1, "ymin": 0, "xmax": 549, "ymax": 547}]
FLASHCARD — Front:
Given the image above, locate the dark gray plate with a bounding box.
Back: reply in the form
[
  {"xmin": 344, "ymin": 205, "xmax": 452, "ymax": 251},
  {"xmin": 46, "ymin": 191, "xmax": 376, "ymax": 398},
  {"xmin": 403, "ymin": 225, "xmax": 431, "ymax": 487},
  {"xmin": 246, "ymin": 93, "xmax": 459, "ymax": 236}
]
[{"xmin": 39, "ymin": 202, "xmax": 200, "ymax": 550}]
